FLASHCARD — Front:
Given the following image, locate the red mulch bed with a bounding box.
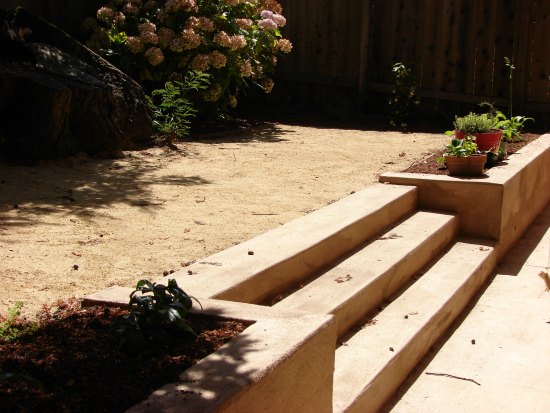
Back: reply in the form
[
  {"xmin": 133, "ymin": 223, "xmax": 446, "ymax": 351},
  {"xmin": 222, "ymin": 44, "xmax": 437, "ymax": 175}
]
[
  {"xmin": 0, "ymin": 299, "xmax": 247, "ymax": 413},
  {"xmin": 403, "ymin": 133, "xmax": 541, "ymax": 175}
]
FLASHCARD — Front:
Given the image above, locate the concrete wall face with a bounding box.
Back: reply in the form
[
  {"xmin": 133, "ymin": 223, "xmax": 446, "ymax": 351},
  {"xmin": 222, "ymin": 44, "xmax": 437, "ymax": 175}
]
[{"xmin": 498, "ymin": 138, "xmax": 550, "ymax": 258}]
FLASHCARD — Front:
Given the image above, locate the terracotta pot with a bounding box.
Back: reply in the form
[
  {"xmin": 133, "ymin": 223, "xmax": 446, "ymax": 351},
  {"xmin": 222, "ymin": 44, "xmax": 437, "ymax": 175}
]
[
  {"xmin": 445, "ymin": 154, "xmax": 488, "ymax": 176},
  {"xmin": 455, "ymin": 129, "xmax": 503, "ymax": 152}
]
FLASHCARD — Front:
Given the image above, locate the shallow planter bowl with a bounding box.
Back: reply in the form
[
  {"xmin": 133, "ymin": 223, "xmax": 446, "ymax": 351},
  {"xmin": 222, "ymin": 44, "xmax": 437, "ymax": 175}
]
[{"xmin": 445, "ymin": 154, "xmax": 487, "ymax": 176}]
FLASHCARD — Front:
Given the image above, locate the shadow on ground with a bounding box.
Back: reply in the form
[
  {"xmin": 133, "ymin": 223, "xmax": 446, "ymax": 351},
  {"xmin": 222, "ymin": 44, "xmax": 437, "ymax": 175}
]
[
  {"xmin": 0, "ymin": 121, "xmax": 301, "ymax": 229},
  {"xmin": 190, "ymin": 121, "xmax": 292, "ymax": 144},
  {"xmin": 0, "ymin": 152, "xmax": 211, "ymax": 227}
]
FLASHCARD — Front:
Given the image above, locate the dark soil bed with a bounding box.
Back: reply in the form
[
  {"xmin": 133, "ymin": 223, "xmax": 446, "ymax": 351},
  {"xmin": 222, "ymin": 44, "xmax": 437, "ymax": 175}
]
[
  {"xmin": 403, "ymin": 133, "xmax": 541, "ymax": 175},
  {"xmin": 0, "ymin": 299, "xmax": 247, "ymax": 413}
]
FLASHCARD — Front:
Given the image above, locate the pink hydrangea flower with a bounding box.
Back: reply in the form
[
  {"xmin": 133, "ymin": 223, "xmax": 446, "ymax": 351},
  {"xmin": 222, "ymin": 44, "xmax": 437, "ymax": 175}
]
[
  {"xmin": 97, "ymin": 7, "xmax": 115, "ymax": 23},
  {"xmin": 258, "ymin": 19, "xmax": 277, "ymax": 30},
  {"xmin": 277, "ymin": 38, "xmax": 292, "ymax": 53},
  {"xmin": 126, "ymin": 36, "xmax": 144, "ymax": 54},
  {"xmin": 239, "ymin": 60, "xmax": 252, "ymax": 77},
  {"xmin": 236, "ymin": 18, "xmax": 253, "ymax": 29},
  {"xmin": 190, "ymin": 54, "xmax": 210, "ymax": 71},
  {"xmin": 181, "ymin": 29, "xmax": 202, "ymax": 50},
  {"xmin": 229, "ymin": 35, "xmax": 247, "ymax": 50},
  {"xmin": 209, "ymin": 50, "xmax": 227, "ymax": 69},
  {"xmin": 260, "ymin": 10, "xmax": 285, "ymax": 27},
  {"xmin": 140, "ymin": 31, "xmax": 158, "ymax": 45},
  {"xmin": 261, "ymin": 78, "xmax": 274, "ymax": 93},
  {"xmin": 157, "ymin": 28, "xmax": 175, "ymax": 49},
  {"xmin": 198, "ymin": 17, "xmax": 215, "ymax": 32},
  {"xmin": 144, "ymin": 47, "xmax": 164, "ymax": 65},
  {"xmin": 139, "ymin": 22, "xmax": 157, "ymax": 34},
  {"xmin": 124, "ymin": 3, "xmax": 139, "ymax": 15},
  {"xmin": 264, "ymin": 0, "xmax": 283, "ymax": 14},
  {"xmin": 214, "ymin": 31, "xmax": 231, "ymax": 48}
]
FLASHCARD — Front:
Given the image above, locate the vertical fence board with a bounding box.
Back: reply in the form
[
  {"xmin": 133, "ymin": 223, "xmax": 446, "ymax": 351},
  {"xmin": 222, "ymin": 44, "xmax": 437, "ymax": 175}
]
[
  {"xmin": 418, "ymin": 0, "xmax": 440, "ymax": 91},
  {"xmin": 358, "ymin": 0, "xmax": 372, "ymax": 95},
  {"xmin": 411, "ymin": 0, "xmax": 426, "ymax": 88},
  {"xmin": 513, "ymin": 0, "xmax": 535, "ymax": 113},
  {"xmin": 492, "ymin": 0, "xmax": 515, "ymax": 102},
  {"xmin": 527, "ymin": 0, "xmax": 550, "ymax": 104},
  {"xmin": 367, "ymin": 0, "xmax": 384, "ymax": 82},
  {"xmin": 470, "ymin": 0, "xmax": 496, "ymax": 98}
]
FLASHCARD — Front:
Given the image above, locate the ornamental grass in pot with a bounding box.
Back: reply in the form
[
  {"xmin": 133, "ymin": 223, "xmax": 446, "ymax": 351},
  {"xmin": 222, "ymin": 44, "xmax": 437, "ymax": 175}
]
[
  {"xmin": 453, "ymin": 112, "xmax": 503, "ymax": 152},
  {"xmin": 439, "ymin": 135, "xmax": 487, "ymax": 177}
]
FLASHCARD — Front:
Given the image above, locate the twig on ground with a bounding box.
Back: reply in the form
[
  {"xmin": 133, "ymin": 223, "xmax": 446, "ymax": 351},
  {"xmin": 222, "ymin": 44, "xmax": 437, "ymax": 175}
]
[{"xmin": 425, "ymin": 372, "xmax": 481, "ymax": 386}]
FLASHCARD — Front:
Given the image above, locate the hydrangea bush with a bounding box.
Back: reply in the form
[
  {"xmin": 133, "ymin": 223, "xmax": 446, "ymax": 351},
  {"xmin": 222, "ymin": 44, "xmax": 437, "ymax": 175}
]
[{"xmin": 84, "ymin": 0, "xmax": 292, "ymax": 113}]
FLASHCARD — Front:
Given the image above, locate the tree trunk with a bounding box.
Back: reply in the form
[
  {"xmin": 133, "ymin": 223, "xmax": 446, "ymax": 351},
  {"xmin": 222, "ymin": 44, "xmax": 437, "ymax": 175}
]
[{"xmin": 0, "ymin": 7, "xmax": 154, "ymax": 160}]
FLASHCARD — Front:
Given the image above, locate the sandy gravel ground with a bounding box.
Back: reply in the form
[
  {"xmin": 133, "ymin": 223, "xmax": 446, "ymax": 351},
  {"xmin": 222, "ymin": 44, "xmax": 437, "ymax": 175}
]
[{"xmin": 0, "ymin": 123, "xmax": 442, "ymax": 317}]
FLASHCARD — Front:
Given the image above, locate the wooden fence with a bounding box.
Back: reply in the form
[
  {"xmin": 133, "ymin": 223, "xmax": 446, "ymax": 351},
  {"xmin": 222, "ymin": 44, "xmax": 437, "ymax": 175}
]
[
  {"xmin": 276, "ymin": 0, "xmax": 550, "ymax": 122},
  {"xmin": 3, "ymin": 0, "xmax": 548, "ymax": 123}
]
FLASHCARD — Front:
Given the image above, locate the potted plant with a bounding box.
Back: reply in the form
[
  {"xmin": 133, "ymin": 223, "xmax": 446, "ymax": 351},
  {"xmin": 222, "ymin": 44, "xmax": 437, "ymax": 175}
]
[
  {"xmin": 439, "ymin": 135, "xmax": 487, "ymax": 176},
  {"xmin": 452, "ymin": 112, "xmax": 503, "ymax": 152}
]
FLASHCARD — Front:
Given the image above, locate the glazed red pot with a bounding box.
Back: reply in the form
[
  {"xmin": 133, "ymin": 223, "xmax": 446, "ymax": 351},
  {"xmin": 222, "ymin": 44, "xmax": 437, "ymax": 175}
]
[
  {"xmin": 454, "ymin": 129, "xmax": 503, "ymax": 152},
  {"xmin": 445, "ymin": 153, "xmax": 488, "ymax": 176}
]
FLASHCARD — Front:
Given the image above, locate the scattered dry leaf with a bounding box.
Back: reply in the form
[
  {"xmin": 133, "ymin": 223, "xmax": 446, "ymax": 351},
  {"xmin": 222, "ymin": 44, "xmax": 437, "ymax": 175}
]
[{"xmin": 335, "ymin": 274, "xmax": 352, "ymax": 283}]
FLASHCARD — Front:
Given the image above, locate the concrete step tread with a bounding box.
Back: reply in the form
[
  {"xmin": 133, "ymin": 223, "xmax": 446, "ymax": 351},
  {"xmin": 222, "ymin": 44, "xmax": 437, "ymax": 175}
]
[
  {"xmin": 333, "ymin": 239, "xmax": 496, "ymax": 413},
  {"xmin": 167, "ymin": 184, "xmax": 418, "ymax": 303},
  {"xmin": 274, "ymin": 210, "xmax": 458, "ymax": 337}
]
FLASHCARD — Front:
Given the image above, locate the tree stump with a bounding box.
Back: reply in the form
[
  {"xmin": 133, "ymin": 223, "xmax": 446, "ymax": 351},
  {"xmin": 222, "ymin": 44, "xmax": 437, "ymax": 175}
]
[{"xmin": 0, "ymin": 8, "xmax": 154, "ymax": 160}]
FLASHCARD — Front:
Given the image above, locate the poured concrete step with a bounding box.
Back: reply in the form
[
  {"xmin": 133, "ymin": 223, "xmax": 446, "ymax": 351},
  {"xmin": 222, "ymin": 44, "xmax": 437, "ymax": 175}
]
[
  {"xmin": 333, "ymin": 239, "xmax": 497, "ymax": 413},
  {"xmin": 168, "ymin": 184, "xmax": 418, "ymax": 304},
  {"xmin": 386, "ymin": 204, "xmax": 550, "ymax": 412},
  {"xmin": 274, "ymin": 211, "xmax": 458, "ymax": 338}
]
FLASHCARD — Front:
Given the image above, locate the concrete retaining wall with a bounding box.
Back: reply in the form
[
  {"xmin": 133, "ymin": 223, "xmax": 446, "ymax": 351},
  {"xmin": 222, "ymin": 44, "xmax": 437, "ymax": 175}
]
[{"xmin": 380, "ymin": 133, "xmax": 550, "ymax": 259}]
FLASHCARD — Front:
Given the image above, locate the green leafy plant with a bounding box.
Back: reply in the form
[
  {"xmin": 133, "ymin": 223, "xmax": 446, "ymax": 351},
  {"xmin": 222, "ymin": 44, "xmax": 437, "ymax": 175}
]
[
  {"xmin": 479, "ymin": 101, "xmax": 534, "ymax": 143},
  {"xmin": 388, "ymin": 62, "xmax": 420, "ymax": 128},
  {"xmin": 85, "ymin": 0, "xmax": 292, "ymax": 115},
  {"xmin": 504, "ymin": 56, "xmax": 515, "ymax": 119},
  {"xmin": 477, "ymin": 58, "xmax": 534, "ymax": 142},
  {"xmin": 452, "ymin": 112, "xmax": 494, "ymax": 134},
  {"xmin": 438, "ymin": 135, "xmax": 479, "ymax": 163},
  {"xmin": 112, "ymin": 279, "xmax": 201, "ymax": 354},
  {"xmin": 491, "ymin": 112, "xmax": 533, "ymax": 142},
  {"xmin": 147, "ymin": 71, "xmax": 210, "ymax": 139},
  {"xmin": 0, "ymin": 302, "xmax": 38, "ymax": 343}
]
